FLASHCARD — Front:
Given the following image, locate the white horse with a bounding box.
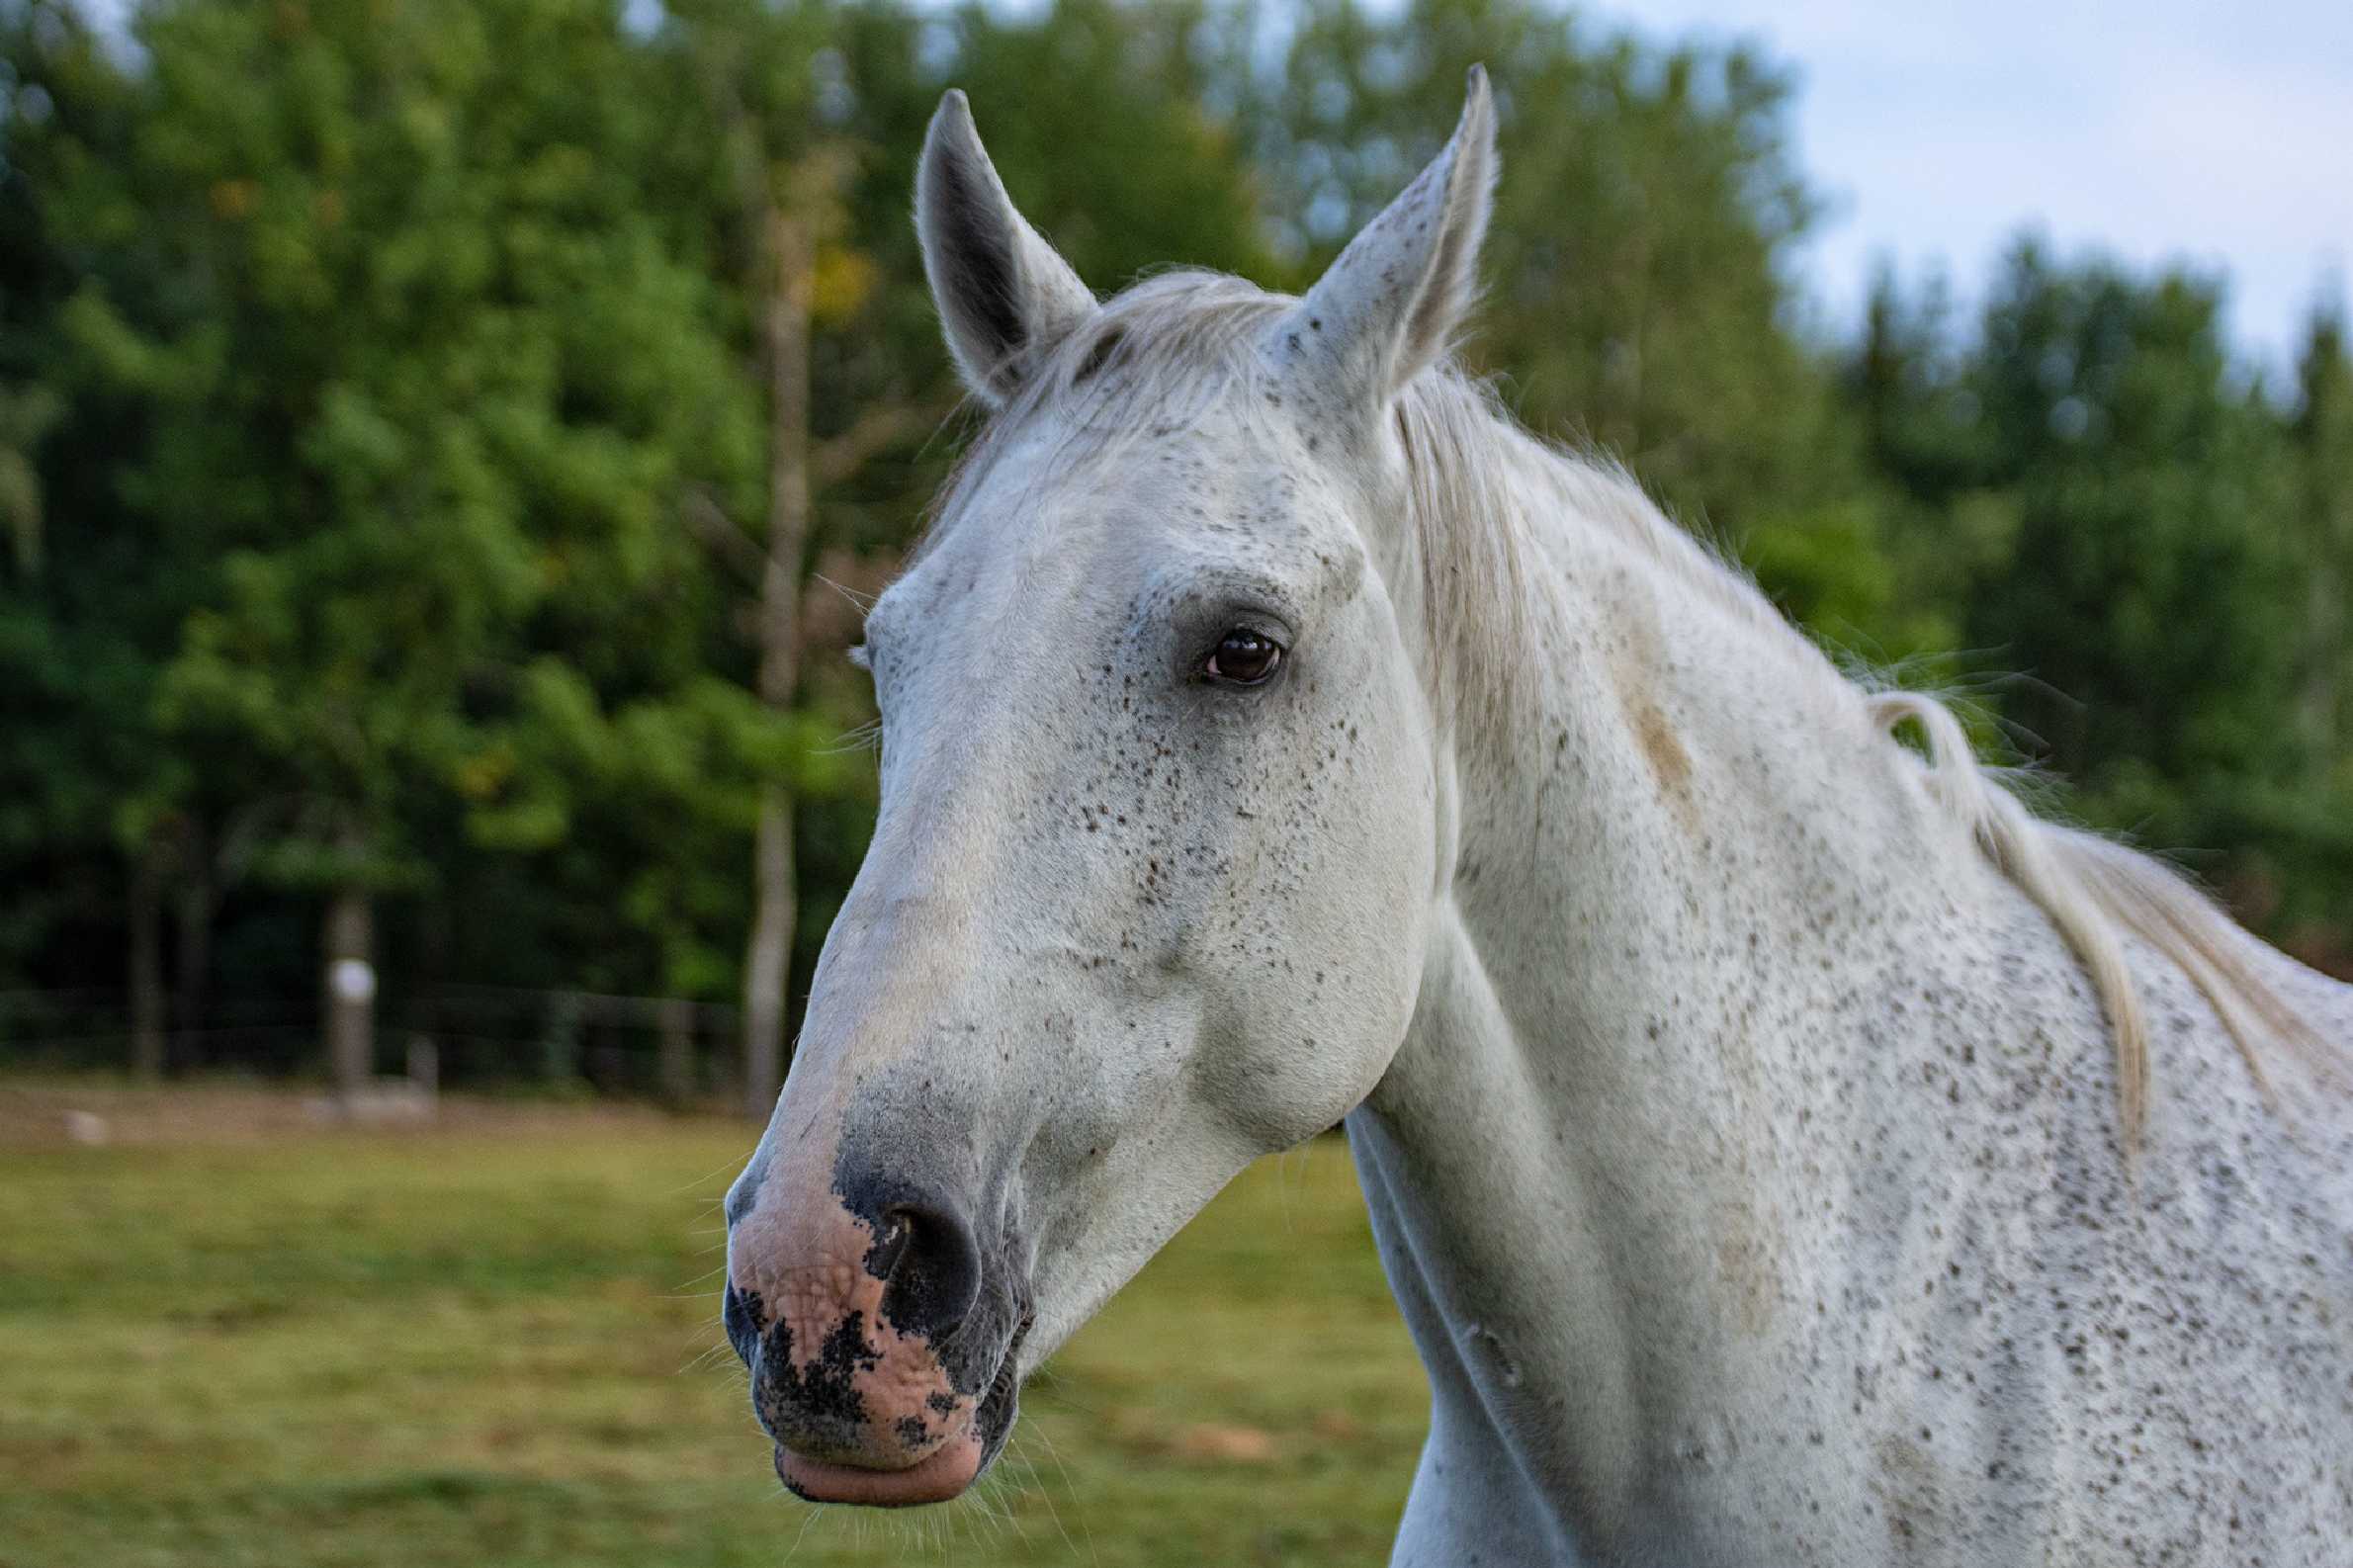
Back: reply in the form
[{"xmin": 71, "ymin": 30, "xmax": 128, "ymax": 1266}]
[{"xmin": 722, "ymin": 70, "xmax": 2353, "ymax": 1563}]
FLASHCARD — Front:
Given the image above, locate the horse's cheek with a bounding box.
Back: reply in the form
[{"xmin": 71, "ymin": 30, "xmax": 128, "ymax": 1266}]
[{"xmin": 1220, "ymin": 758, "xmax": 1431, "ymax": 1138}]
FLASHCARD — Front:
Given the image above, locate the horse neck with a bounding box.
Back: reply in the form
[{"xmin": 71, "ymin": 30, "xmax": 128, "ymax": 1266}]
[{"xmin": 1352, "ymin": 452, "xmax": 2066, "ymax": 1538}]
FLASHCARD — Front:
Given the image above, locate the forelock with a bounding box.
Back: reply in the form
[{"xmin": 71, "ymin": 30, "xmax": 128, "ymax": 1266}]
[{"xmin": 913, "ymin": 273, "xmax": 1292, "ymax": 561}]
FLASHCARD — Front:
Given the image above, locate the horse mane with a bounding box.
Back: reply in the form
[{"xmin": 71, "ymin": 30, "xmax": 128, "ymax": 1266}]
[{"xmin": 966, "ymin": 269, "xmax": 2328, "ymax": 1138}]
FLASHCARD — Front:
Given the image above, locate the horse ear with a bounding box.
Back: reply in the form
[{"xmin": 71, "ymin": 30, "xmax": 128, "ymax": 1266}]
[
  {"xmin": 1282, "ymin": 66, "xmax": 1497, "ymax": 405},
  {"xmin": 916, "ymin": 90, "xmax": 1097, "ymax": 407}
]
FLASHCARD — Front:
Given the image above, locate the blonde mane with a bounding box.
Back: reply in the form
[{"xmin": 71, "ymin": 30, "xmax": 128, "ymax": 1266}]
[{"xmin": 969, "ymin": 270, "xmax": 2325, "ymax": 1137}]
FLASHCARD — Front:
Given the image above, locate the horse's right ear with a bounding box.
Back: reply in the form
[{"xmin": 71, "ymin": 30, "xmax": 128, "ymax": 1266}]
[{"xmin": 916, "ymin": 91, "xmax": 1097, "ymax": 407}]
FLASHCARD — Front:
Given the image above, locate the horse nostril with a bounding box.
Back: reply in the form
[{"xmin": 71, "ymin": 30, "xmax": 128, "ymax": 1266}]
[
  {"xmin": 874, "ymin": 1199, "xmax": 983, "ymax": 1343},
  {"xmin": 722, "ymin": 1279, "xmax": 761, "ymax": 1365},
  {"xmin": 869, "ymin": 1209, "xmax": 916, "ymax": 1279}
]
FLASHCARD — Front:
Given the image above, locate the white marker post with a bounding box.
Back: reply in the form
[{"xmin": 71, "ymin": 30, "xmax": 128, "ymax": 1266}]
[{"xmin": 323, "ymin": 890, "xmax": 375, "ymax": 1108}]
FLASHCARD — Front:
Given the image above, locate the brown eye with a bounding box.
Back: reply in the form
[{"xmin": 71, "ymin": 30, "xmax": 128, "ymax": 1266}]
[{"xmin": 1204, "ymin": 629, "xmax": 1283, "ymax": 685}]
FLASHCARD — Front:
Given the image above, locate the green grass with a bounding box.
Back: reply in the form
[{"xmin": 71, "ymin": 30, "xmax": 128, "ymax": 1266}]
[{"xmin": 0, "ymin": 1083, "xmax": 1425, "ymax": 1567}]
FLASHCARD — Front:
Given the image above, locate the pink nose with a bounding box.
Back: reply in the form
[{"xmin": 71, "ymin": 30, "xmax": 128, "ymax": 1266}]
[{"xmin": 725, "ymin": 1186, "xmax": 988, "ymax": 1504}]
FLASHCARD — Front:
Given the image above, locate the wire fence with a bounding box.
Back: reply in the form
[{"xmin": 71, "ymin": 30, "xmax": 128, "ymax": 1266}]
[{"xmin": 0, "ymin": 985, "xmax": 747, "ymax": 1102}]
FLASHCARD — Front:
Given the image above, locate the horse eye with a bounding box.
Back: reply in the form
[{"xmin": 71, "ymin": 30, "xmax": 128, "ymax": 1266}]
[{"xmin": 1204, "ymin": 630, "xmax": 1283, "ymax": 685}]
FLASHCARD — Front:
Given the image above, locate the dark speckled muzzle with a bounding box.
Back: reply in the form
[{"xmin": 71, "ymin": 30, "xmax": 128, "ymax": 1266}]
[{"xmin": 724, "ymin": 1146, "xmax": 1030, "ymax": 1506}]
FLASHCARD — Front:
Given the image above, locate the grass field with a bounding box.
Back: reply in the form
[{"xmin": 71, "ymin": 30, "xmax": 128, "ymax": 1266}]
[{"xmin": 0, "ymin": 1082, "xmax": 1426, "ymax": 1568}]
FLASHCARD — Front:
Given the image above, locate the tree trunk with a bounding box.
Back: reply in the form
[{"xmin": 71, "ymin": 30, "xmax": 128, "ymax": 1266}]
[
  {"xmin": 742, "ymin": 787, "xmax": 795, "ymax": 1115},
  {"xmin": 657, "ymin": 995, "xmax": 697, "ymax": 1105},
  {"xmin": 740, "ymin": 203, "xmax": 815, "ymax": 1120},
  {"xmin": 2306, "ymin": 451, "xmax": 2348, "ymax": 760},
  {"xmin": 172, "ymin": 859, "xmax": 213, "ymax": 1074},
  {"xmin": 2308, "ymin": 561, "xmax": 2340, "ymax": 759},
  {"xmin": 540, "ymin": 989, "xmax": 583, "ymax": 1086},
  {"xmin": 129, "ymin": 852, "xmax": 166, "ymax": 1079},
  {"xmin": 324, "ymin": 886, "xmax": 375, "ymax": 1106}
]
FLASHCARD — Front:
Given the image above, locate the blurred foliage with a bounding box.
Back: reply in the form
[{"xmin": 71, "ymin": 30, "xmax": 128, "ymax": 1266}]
[
  {"xmin": 0, "ymin": 0, "xmax": 2346, "ymax": 1078},
  {"xmin": 1858, "ymin": 248, "xmax": 2353, "ymax": 952}
]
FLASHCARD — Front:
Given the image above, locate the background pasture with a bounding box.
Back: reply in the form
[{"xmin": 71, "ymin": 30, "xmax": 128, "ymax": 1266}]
[{"xmin": 0, "ymin": 1084, "xmax": 1419, "ymax": 1566}]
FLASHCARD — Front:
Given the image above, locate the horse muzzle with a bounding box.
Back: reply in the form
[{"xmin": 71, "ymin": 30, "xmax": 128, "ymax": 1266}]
[{"xmin": 724, "ymin": 1170, "xmax": 1028, "ymax": 1507}]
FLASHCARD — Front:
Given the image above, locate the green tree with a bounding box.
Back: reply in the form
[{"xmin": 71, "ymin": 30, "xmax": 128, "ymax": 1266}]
[
  {"xmin": 0, "ymin": 0, "xmax": 201, "ymax": 1069},
  {"xmin": 1852, "ymin": 241, "xmax": 2345, "ymax": 948},
  {"xmin": 1961, "ymin": 245, "xmax": 2305, "ymax": 814},
  {"xmin": 2267, "ymin": 296, "xmax": 2353, "ymax": 955},
  {"xmin": 2291, "ymin": 298, "xmax": 2353, "ymax": 767},
  {"xmin": 50, "ymin": 0, "xmax": 761, "ymax": 1091}
]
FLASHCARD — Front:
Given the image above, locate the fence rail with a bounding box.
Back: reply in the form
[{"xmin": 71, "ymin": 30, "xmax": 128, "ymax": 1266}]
[{"xmin": 0, "ymin": 985, "xmax": 749, "ymax": 1102}]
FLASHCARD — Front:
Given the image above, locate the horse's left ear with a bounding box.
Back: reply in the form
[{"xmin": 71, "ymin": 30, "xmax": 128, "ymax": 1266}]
[{"xmin": 1279, "ymin": 65, "xmax": 1498, "ymax": 405}]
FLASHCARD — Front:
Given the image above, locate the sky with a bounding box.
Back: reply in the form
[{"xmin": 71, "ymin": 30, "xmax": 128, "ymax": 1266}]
[{"xmin": 1596, "ymin": 0, "xmax": 2353, "ymax": 376}]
